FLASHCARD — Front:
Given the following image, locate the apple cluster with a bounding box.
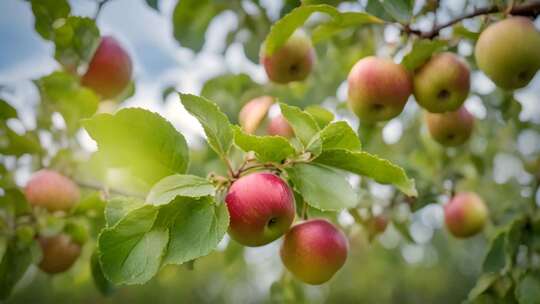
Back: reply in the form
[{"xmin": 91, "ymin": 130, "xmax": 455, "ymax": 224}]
[
  {"xmin": 225, "ymin": 173, "xmax": 348, "ymax": 285},
  {"xmin": 24, "ymin": 170, "xmax": 82, "ymax": 274}
]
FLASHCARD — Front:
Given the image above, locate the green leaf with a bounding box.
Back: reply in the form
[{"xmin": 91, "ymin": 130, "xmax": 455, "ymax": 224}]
[
  {"xmin": 98, "ymin": 205, "xmax": 168, "ymax": 285},
  {"xmin": 0, "ymin": 99, "xmax": 17, "ymax": 121},
  {"xmin": 279, "ymin": 103, "xmax": 319, "ymax": 147},
  {"xmin": 83, "ymin": 108, "xmax": 189, "ymax": 186},
  {"xmin": 200, "ymin": 74, "xmax": 262, "ymax": 123},
  {"xmin": 318, "ymin": 121, "xmax": 362, "ymax": 151},
  {"xmin": 304, "ymin": 105, "xmax": 334, "ymax": 128},
  {"xmin": 483, "ymin": 230, "xmax": 507, "ymax": 274},
  {"xmin": 311, "ymin": 11, "xmax": 384, "ymax": 43},
  {"xmin": 146, "ymin": 174, "xmax": 215, "ymax": 206},
  {"xmin": 30, "ymin": 0, "xmax": 70, "ymax": 39},
  {"xmin": 315, "ymin": 149, "xmax": 417, "ymax": 197},
  {"xmin": 264, "ymin": 4, "xmax": 382, "ymax": 55},
  {"xmin": 160, "ymin": 197, "xmax": 229, "ymax": 265},
  {"xmin": 39, "ymin": 71, "xmax": 99, "ymax": 133},
  {"xmin": 286, "ymin": 163, "xmax": 357, "ymax": 211},
  {"xmin": 172, "ymin": 0, "xmax": 227, "ymax": 52},
  {"xmin": 91, "ymin": 250, "xmax": 115, "ymax": 296},
  {"xmin": 0, "ymin": 125, "xmax": 41, "ymax": 157},
  {"xmin": 366, "ymin": 0, "xmax": 395, "ymax": 21},
  {"xmin": 0, "ymin": 238, "xmax": 34, "ymax": 300},
  {"xmin": 179, "ymin": 93, "xmax": 233, "ymax": 157},
  {"xmin": 515, "ymin": 273, "xmax": 540, "ymax": 304},
  {"xmin": 401, "ymin": 39, "xmax": 447, "ymax": 71},
  {"xmin": 53, "ymin": 16, "xmax": 100, "ymax": 68},
  {"xmin": 105, "ymin": 197, "xmax": 144, "ymax": 227},
  {"xmin": 374, "ymin": 0, "xmax": 414, "ymax": 23},
  {"xmin": 145, "ymin": 0, "xmax": 159, "ymax": 11},
  {"xmin": 467, "ymin": 273, "xmax": 499, "ymax": 301},
  {"xmin": 233, "ymin": 126, "xmax": 296, "ymax": 163}
]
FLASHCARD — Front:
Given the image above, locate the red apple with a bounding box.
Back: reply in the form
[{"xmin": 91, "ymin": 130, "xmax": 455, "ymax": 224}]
[
  {"xmin": 425, "ymin": 106, "xmax": 474, "ymax": 146},
  {"xmin": 261, "ymin": 31, "xmax": 315, "ymax": 84},
  {"xmin": 347, "ymin": 56, "xmax": 412, "ymax": 122},
  {"xmin": 267, "ymin": 114, "xmax": 294, "ymax": 138},
  {"xmin": 81, "ymin": 36, "xmax": 133, "ymax": 99},
  {"xmin": 38, "ymin": 234, "xmax": 82, "ymax": 274},
  {"xmin": 238, "ymin": 96, "xmax": 275, "ymax": 134},
  {"xmin": 25, "ymin": 170, "xmax": 80, "ymax": 212},
  {"xmin": 444, "ymin": 192, "xmax": 488, "ymax": 238},
  {"xmin": 225, "ymin": 173, "xmax": 295, "ymax": 247},
  {"xmin": 280, "ymin": 219, "xmax": 348, "ymax": 285}
]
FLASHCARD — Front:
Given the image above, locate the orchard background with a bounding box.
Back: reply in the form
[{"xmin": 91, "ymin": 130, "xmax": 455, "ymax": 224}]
[{"xmin": 1, "ymin": 0, "xmax": 540, "ymax": 303}]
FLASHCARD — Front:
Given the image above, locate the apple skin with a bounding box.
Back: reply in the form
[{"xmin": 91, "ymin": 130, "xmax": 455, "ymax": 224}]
[
  {"xmin": 38, "ymin": 234, "xmax": 82, "ymax": 274},
  {"xmin": 25, "ymin": 170, "xmax": 80, "ymax": 212},
  {"xmin": 81, "ymin": 36, "xmax": 133, "ymax": 99},
  {"xmin": 413, "ymin": 52, "xmax": 470, "ymax": 113},
  {"xmin": 280, "ymin": 219, "xmax": 348, "ymax": 285},
  {"xmin": 267, "ymin": 114, "xmax": 294, "ymax": 138},
  {"xmin": 425, "ymin": 106, "xmax": 474, "ymax": 146},
  {"xmin": 347, "ymin": 56, "xmax": 412, "ymax": 122},
  {"xmin": 475, "ymin": 17, "xmax": 540, "ymax": 90},
  {"xmin": 225, "ymin": 173, "xmax": 295, "ymax": 247},
  {"xmin": 261, "ymin": 31, "xmax": 315, "ymax": 84},
  {"xmin": 238, "ymin": 96, "xmax": 275, "ymax": 134},
  {"xmin": 444, "ymin": 192, "xmax": 488, "ymax": 238}
]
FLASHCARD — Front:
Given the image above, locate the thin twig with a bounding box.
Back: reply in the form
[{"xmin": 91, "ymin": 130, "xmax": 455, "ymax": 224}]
[{"xmin": 404, "ymin": 1, "xmax": 540, "ymax": 39}]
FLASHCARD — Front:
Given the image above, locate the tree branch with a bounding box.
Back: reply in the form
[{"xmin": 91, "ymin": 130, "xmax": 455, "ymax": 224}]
[{"xmin": 404, "ymin": 1, "xmax": 540, "ymax": 39}]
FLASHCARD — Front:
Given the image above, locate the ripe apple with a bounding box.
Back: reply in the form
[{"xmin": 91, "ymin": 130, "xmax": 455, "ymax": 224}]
[
  {"xmin": 38, "ymin": 234, "xmax": 82, "ymax": 274},
  {"xmin": 238, "ymin": 96, "xmax": 275, "ymax": 134},
  {"xmin": 261, "ymin": 31, "xmax": 315, "ymax": 84},
  {"xmin": 225, "ymin": 172, "xmax": 295, "ymax": 247},
  {"xmin": 475, "ymin": 17, "xmax": 540, "ymax": 90},
  {"xmin": 81, "ymin": 36, "xmax": 133, "ymax": 99},
  {"xmin": 425, "ymin": 106, "xmax": 474, "ymax": 146},
  {"xmin": 413, "ymin": 52, "xmax": 470, "ymax": 113},
  {"xmin": 444, "ymin": 192, "xmax": 488, "ymax": 238},
  {"xmin": 267, "ymin": 114, "xmax": 294, "ymax": 138},
  {"xmin": 280, "ymin": 219, "xmax": 348, "ymax": 285},
  {"xmin": 25, "ymin": 170, "xmax": 80, "ymax": 212},
  {"xmin": 347, "ymin": 56, "xmax": 412, "ymax": 122}
]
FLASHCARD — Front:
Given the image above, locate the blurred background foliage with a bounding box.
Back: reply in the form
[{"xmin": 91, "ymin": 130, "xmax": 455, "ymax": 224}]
[{"xmin": 1, "ymin": 0, "xmax": 540, "ymax": 303}]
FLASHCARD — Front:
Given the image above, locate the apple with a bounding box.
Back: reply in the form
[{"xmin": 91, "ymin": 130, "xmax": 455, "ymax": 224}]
[
  {"xmin": 475, "ymin": 17, "xmax": 540, "ymax": 90},
  {"xmin": 280, "ymin": 219, "xmax": 348, "ymax": 285},
  {"xmin": 267, "ymin": 114, "xmax": 294, "ymax": 138},
  {"xmin": 444, "ymin": 192, "xmax": 488, "ymax": 238},
  {"xmin": 425, "ymin": 106, "xmax": 474, "ymax": 146},
  {"xmin": 38, "ymin": 234, "xmax": 82, "ymax": 274},
  {"xmin": 225, "ymin": 172, "xmax": 295, "ymax": 247},
  {"xmin": 81, "ymin": 36, "xmax": 133, "ymax": 99},
  {"xmin": 25, "ymin": 170, "xmax": 80, "ymax": 212},
  {"xmin": 238, "ymin": 96, "xmax": 275, "ymax": 134},
  {"xmin": 347, "ymin": 56, "xmax": 412, "ymax": 122},
  {"xmin": 261, "ymin": 31, "xmax": 315, "ymax": 84},
  {"xmin": 413, "ymin": 52, "xmax": 470, "ymax": 113}
]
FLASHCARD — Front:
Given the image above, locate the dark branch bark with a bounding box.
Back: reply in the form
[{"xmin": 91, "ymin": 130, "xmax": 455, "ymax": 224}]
[{"xmin": 404, "ymin": 1, "xmax": 540, "ymax": 39}]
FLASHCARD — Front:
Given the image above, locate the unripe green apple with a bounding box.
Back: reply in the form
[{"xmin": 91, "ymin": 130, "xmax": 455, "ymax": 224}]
[
  {"xmin": 444, "ymin": 192, "xmax": 488, "ymax": 238},
  {"xmin": 238, "ymin": 96, "xmax": 275, "ymax": 134},
  {"xmin": 261, "ymin": 31, "xmax": 315, "ymax": 84},
  {"xmin": 347, "ymin": 56, "xmax": 412, "ymax": 122},
  {"xmin": 413, "ymin": 52, "xmax": 470, "ymax": 113},
  {"xmin": 225, "ymin": 173, "xmax": 295, "ymax": 247},
  {"xmin": 38, "ymin": 234, "xmax": 82, "ymax": 274},
  {"xmin": 25, "ymin": 170, "xmax": 80, "ymax": 212},
  {"xmin": 425, "ymin": 106, "xmax": 474, "ymax": 146},
  {"xmin": 475, "ymin": 17, "xmax": 540, "ymax": 90},
  {"xmin": 82, "ymin": 36, "xmax": 133, "ymax": 99},
  {"xmin": 280, "ymin": 219, "xmax": 348, "ymax": 285},
  {"xmin": 267, "ymin": 114, "xmax": 294, "ymax": 138}
]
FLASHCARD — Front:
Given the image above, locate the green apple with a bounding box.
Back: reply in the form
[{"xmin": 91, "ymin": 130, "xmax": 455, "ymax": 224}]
[{"xmin": 425, "ymin": 106, "xmax": 474, "ymax": 146}]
